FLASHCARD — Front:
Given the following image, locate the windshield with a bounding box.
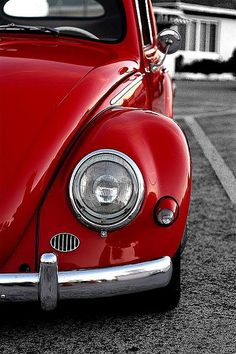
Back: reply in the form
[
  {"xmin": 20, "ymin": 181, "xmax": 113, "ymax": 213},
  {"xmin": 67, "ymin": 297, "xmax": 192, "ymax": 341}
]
[{"xmin": 0, "ymin": 0, "xmax": 125, "ymax": 41}]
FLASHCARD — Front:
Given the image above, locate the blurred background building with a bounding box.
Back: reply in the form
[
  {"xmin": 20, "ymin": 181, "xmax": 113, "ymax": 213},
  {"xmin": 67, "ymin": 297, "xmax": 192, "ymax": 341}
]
[{"xmin": 152, "ymin": 0, "xmax": 236, "ymax": 74}]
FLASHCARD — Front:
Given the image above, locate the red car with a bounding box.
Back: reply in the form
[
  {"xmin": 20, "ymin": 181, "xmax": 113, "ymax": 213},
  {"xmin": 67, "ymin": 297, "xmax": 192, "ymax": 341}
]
[{"xmin": 0, "ymin": 0, "xmax": 191, "ymax": 311}]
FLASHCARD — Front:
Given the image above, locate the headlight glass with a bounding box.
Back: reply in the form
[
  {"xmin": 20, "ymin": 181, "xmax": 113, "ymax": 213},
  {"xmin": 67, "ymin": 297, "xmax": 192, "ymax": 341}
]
[{"xmin": 69, "ymin": 150, "xmax": 144, "ymax": 230}]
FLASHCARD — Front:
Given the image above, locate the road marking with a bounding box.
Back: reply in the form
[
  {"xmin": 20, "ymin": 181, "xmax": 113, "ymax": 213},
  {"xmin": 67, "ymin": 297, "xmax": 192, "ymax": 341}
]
[{"xmin": 184, "ymin": 115, "xmax": 236, "ymax": 205}]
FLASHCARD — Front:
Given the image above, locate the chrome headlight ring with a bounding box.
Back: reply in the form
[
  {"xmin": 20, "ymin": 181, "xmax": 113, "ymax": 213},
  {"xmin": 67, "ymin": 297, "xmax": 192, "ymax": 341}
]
[{"xmin": 69, "ymin": 149, "xmax": 145, "ymax": 231}]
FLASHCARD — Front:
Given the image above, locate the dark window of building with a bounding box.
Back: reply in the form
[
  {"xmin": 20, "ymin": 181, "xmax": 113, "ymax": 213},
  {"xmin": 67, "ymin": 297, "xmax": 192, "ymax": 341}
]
[
  {"xmin": 178, "ymin": 24, "xmax": 186, "ymax": 50},
  {"xmin": 200, "ymin": 22, "xmax": 207, "ymax": 51},
  {"xmin": 189, "ymin": 21, "xmax": 197, "ymax": 51},
  {"xmin": 209, "ymin": 23, "xmax": 216, "ymax": 52}
]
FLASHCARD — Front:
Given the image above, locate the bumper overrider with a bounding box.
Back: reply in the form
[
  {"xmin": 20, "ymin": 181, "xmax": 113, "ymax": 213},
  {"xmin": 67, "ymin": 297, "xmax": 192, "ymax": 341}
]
[{"xmin": 0, "ymin": 254, "xmax": 172, "ymax": 311}]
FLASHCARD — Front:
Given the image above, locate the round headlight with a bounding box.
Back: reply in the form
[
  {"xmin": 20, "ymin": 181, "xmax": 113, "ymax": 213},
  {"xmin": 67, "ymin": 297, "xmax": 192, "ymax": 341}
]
[{"xmin": 69, "ymin": 150, "xmax": 144, "ymax": 230}]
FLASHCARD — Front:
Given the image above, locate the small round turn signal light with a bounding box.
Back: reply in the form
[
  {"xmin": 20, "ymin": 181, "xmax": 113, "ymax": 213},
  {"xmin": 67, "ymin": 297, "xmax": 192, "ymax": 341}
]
[{"xmin": 155, "ymin": 197, "xmax": 179, "ymax": 226}]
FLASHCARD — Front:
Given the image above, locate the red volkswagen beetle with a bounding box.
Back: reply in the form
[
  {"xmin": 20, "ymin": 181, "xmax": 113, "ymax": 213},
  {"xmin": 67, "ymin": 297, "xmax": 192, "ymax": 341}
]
[{"xmin": 0, "ymin": 0, "xmax": 191, "ymax": 311}]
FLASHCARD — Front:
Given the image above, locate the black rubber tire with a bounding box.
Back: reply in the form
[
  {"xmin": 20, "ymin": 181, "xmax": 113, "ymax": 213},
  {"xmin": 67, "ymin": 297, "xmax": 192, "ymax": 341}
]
[
  {"xmin": 117, "ymin": 250, "xmax": 181, "ymax": 313},
  {"xmin": 138, "ymin": 249, "xmax": 181, "ymax": 312},
  {"xmin": 159, "ymin": 248, "xmax": 181, "ymax": 310}
]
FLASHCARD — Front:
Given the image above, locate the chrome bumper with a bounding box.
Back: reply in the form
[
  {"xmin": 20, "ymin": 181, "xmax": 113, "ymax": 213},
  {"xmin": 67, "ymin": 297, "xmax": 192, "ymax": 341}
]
[{"xmin": 0, "ymin": 253, "xmax": 172, "ymax": 311}]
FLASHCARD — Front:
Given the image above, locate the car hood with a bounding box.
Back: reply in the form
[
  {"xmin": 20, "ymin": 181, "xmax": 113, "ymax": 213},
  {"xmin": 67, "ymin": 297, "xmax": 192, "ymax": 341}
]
[{"xmin": 0, "ymin": 36, "xmax": 137, "ymax": 265}]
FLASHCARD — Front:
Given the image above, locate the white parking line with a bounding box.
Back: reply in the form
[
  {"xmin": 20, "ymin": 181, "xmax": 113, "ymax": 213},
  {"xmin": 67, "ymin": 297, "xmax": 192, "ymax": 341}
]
[{"xmin": 183, "ymin": 115, "xmax": 236, "ymax": 205}]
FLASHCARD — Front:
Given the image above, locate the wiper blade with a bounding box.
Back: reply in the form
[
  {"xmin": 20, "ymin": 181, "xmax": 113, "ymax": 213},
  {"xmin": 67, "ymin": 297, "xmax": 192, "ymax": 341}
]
[{"xmin": 0, "ymin": 23, "xmax": 59, "ymax": 36}]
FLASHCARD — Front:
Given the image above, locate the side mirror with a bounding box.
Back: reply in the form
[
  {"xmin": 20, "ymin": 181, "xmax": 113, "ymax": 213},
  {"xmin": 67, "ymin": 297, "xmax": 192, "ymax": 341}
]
[
  {"xmin": 149, "ymin": 29, "xmax": 181, "ymax": 72},
  {"xmin": 157, "ymin": 29, "xmax": 181, "ymax": 55}
]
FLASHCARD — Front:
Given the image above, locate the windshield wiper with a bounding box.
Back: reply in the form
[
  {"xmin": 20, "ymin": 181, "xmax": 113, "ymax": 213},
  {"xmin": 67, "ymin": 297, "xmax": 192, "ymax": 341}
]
[{"xmin": 0, "ymin": 23, "xmax": 59, "ymax": 36}]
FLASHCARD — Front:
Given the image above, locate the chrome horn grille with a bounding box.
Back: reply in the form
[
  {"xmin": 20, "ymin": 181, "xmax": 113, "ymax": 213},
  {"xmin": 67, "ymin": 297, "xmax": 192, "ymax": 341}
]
[{"xmin": 50, "ymin": 233, "xmax": 80, "ymax": 253}]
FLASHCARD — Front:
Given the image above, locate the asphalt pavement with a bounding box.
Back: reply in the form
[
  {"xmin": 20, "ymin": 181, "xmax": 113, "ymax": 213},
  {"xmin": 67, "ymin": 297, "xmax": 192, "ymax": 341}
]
[{"xmin": 0, "ymin": 80, "xmax": 235, "ymax": 354}]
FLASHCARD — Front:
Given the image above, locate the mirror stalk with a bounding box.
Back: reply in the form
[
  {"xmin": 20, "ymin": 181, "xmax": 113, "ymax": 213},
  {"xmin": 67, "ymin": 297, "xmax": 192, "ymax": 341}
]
[
  {"xmin": 150, "ymin": 44, "xmax": 171, "ymax": 73},
  {"xmin": 149, "ymin": 29, "xmax": 181, "ymax": 73}
]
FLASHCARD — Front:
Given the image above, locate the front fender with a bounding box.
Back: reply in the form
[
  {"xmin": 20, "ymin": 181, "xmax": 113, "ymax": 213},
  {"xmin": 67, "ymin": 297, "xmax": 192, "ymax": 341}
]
[{"xmin": 3, "ymin": 107, "xmax": 191, "ymax": 272}]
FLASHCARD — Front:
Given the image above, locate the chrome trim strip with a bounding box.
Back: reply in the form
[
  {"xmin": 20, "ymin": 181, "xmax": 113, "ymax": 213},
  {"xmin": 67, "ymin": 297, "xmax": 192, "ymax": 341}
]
[
  {"xmin": 134, "ymin": 0, "xmax": 153, "ymax": 47},
  {"xmin": 145, "ymin": 0, "xmax": 154, "ymax": 45},
  {"xmin": 110, "ymin": 74, "xmax": 144, "ymax": 106},
  {"xmin": 0, "ymin": 255, "xmax": 172, "ymax": 310},
  {"xmin": 134, "ymin": 0, "xmax": 144, "ymax": 47}
]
